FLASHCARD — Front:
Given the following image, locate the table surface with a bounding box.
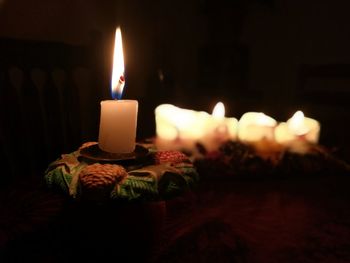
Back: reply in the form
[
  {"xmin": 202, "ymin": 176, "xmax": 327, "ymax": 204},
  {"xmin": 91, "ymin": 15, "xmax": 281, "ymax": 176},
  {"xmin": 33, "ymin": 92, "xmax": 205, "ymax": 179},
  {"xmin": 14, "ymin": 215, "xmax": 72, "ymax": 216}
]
[
  {"xmin": 153, "ymin": 174, "xmax": 350, "ymax": 263},
  {"xmin": 1, "ymin": 173, "xmax": 350, "ymax": 263}
]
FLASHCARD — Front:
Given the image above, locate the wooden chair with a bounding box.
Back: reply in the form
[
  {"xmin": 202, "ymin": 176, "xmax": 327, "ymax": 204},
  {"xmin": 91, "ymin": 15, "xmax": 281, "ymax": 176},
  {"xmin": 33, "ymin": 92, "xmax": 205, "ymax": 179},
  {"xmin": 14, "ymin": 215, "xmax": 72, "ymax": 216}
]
[{"xmin": 0, "ymin": 38, "xmax": 100, "ymax": 183}]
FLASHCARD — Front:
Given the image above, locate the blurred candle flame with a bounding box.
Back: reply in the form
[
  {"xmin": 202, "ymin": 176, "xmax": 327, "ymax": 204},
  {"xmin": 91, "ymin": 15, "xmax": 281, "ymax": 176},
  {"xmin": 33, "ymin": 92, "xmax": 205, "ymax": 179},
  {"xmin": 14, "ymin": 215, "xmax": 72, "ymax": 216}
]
[
  {"xmin": 111, "ymin": 27, "xmax": 125, "ymax": 99},
  {"xmin": 288, "ymin": 110, "xmax": 309, "ymax": 135},
  {"xmin": 212, "ymin": 102, "xmax": 225, "ymax": 118}
]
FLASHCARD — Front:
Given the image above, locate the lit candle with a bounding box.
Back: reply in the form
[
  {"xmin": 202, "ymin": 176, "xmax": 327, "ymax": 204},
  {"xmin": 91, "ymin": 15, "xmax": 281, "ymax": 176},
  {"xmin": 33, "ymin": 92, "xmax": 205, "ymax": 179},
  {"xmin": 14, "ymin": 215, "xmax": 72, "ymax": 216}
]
[
  {"xmin": 199, "ymin": 102, "xmax": 238, "ymax": 151},
  {"xmin": 211, "ymin": 102, "xmax": 238, "ymax": 140},
  {"xmin": 275, "ymin": 110, "xmax": 320, "ymax": 145},
  {"xmin": 155, "ymin": 104, "xmax": 214, "ymax": 141},
  {"xmin": 238, "ymin": 112, "xmax": 277, "ymax": 142},
  {"xmin": 154, "ymin": 104, "xmax": 212, "ymax": 150},
  {"xmin": 98, "ymin": 27, "xmax": 138, "ymax": 153},
  {"xmin": 155, "ymin": 102, "xmax": 238, "ymax": 152},
  {"xmin": 155, "ymin": 104, "xmax": 180, "ymax": 141}
]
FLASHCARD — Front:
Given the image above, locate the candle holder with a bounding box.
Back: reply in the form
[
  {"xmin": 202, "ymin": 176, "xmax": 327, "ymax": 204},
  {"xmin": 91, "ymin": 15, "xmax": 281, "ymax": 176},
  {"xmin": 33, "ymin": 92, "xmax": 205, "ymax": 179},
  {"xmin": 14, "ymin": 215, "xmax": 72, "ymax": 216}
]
[{"xmin": 80, "ymin": 143, "xmax": 149, "ymax": 164}]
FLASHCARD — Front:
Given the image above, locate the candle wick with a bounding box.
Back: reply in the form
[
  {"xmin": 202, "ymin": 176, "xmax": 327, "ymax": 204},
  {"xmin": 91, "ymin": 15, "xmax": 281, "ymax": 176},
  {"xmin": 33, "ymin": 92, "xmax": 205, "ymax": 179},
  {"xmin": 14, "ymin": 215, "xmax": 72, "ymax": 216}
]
[{"xmin": 113, "ymin": 75, "xmax": 125, "ymax": 100}]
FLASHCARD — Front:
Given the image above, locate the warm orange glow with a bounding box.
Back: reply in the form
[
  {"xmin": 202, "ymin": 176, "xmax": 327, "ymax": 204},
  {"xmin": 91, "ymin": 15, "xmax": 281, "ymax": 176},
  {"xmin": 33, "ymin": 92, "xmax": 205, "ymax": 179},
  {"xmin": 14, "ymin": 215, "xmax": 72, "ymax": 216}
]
[
  {"xmin": 212, "ymin": 102, "xmax": 225, "ymax": 118},
  {"xmin": 111, "ymin": 27, "xmax": 125, "ymax": 99},
  {"xmin": 288, "ymin": 110, "xmax": 309, "ymax": 135}
]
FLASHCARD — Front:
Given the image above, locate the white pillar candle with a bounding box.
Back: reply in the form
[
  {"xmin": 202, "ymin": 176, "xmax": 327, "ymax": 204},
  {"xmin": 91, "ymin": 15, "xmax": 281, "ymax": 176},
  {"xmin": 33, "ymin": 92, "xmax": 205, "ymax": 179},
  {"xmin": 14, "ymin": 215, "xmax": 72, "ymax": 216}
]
[
  {"xmin": 155, "ymin": 104, "xmax": 212, "ymax": 151},
  {"xmin": 238, "ymin": 112, "xmax": 277, "ymax": 142},
  {"xmin": 154, "ymin": 104, "xmax": 180, "ymax": 141},
  {"xmin": 155, "ymin": 104, "xmax": 212, "ymax": 141},
  {"xmin": 275, "ymin": 110, "xmax": 320, "ymax": 145},
  {"xmin": 98, "ymin": 27, "xmax": 138, "ymax": 153},
  {"xmin": 99, "ymin": 100, "xmax": 138, "ymax": 153},
  {"xmin": 200, "ymin": 102, "xmax": 238, "ymax": 151},
  {"xmin": 211, "ymin": 102, "xmax": 238, "ymax": 140},
  {"xmin": 155, "ymin": 102, "xmax": 238, "ymax": 153}
]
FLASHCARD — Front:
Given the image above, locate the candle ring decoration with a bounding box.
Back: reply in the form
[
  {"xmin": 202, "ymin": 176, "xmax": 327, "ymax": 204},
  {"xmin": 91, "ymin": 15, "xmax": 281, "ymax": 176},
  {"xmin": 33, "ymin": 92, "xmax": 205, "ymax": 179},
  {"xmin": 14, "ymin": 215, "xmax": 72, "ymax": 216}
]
[{"xmin": 80, "ymin": 143, "xmax": 149, "ymax": 164}]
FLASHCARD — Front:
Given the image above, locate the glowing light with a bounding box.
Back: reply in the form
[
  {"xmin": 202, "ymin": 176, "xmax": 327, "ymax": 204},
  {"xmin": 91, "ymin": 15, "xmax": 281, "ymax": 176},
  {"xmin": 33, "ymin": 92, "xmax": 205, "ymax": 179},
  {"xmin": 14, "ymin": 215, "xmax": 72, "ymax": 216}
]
[
  {"xmin": 155, "ymin": 104, "xmax": 212, "ymax": 140},
  {"xmin": 288, "ymin": 110, "xmax": 309, "ymax": 135},
  {"xmin": 256, "ymin": 112, "xmax": 276, "ymax": 126},
  {"xmin": 212, "ymin": 102, "xmax": 225, "ymax": 118},
  {"xmin": 111, "ymin": 27, "xmax": 125, "ymax": 99}
]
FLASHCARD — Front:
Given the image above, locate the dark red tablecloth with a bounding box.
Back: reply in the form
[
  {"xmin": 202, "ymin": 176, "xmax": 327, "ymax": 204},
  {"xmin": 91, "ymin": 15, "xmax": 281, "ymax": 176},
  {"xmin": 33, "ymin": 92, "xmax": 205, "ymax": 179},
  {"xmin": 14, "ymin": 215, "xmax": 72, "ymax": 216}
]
[{"xmin": 1, "ymin": 174, "xmax": 350, "ymax": 263}]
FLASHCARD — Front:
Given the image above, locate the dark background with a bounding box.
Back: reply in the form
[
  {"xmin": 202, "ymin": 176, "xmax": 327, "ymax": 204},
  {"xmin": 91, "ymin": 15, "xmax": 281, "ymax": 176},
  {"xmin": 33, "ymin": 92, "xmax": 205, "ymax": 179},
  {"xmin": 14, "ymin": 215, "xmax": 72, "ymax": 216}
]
[
  {"xmin": 1, "ymin": 0, "xmax": 350, "ymax": 176},
  {"xmin": 1, "ymin": 2, "xmax": 350, "ymax": 262}
]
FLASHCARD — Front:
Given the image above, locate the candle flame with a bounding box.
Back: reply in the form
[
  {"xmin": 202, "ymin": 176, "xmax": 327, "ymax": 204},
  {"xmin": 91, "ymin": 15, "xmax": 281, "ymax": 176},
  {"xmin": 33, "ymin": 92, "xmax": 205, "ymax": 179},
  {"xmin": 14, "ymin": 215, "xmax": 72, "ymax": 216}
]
[
  {"xmin": 212, "ymin": 102, "xmax": 225, "ymax": 118},
  {"xmin": 288, "ymin": 110, "xmax": 310, "ymax": 135},
  {"xmin": 111, "ymin": 27, "xmax": 125, "ymax": 99}
]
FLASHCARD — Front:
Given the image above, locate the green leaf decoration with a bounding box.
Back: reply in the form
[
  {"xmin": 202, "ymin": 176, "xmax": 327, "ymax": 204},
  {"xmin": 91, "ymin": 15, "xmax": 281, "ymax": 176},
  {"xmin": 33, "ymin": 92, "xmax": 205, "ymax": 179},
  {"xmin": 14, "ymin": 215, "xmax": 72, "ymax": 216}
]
[
  {"xmin": 45, "ymin": 144, "xmax": 199, "ymax": 201},
  {"xmin": 113, "ymin": 175, "xmax": 159, "ymax": 201},
  {"xmin": 158, "ymin": 171, "xmax": 189, "ymax": 198},
  {"xmin": 45, "ymin": 167, "xmax": 72, "ymax": 194},
  {"xmin": 68, "ymin": 163, "xmax": 87, "ymax": 198}
]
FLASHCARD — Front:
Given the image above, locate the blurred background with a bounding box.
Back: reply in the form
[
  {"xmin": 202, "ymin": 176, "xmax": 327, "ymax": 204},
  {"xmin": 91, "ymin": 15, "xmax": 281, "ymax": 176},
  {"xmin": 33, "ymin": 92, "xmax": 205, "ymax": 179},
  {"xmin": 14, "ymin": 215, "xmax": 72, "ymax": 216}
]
[{"xmin": 1, "ymin": 0, "xmax": 350, "ymax": 181}]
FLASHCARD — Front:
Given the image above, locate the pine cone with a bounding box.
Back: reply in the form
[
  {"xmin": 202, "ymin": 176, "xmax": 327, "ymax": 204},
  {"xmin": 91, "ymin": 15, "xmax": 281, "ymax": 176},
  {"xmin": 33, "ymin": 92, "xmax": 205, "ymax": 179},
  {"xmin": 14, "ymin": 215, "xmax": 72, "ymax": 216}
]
[
  {"xmin": 154, "ymin": 151, "xmax": 189, "ymax": 164},
  {"xmin": 79, "ymin": 163, "xmax": 127, "ymax": 201}
]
